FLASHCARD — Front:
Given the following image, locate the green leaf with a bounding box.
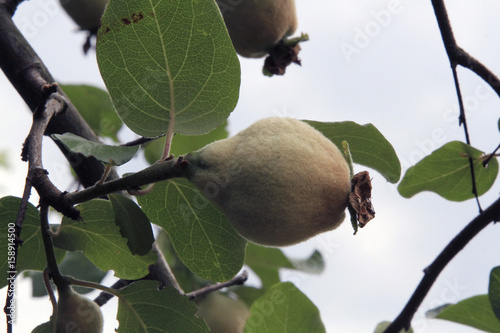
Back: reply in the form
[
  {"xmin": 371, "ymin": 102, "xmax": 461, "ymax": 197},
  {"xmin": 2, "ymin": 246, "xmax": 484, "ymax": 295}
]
[
  {"xmin": 435, "ymin": 295, "xmax": 500, "ymax": 332},
  {"xmin": 0, "ymin": 196, "xmax": 66, "ymax": 289},
  {"xmin": 137, "ymin": 179, "xmax": 246, "ymax": 282},
  {"xmin": 244, "ymin": 282, "xmax": 326, "ymax": 333},
  {"xmin": 374, "ymin": 322, "xmax": 413, "ymax": 333},
  {"xmin": 144, "ymin": 121, "xmax": 229, "ymax": 164},
  {"xmin": 96, "ymin": 0, "xmax": 240, "ymax": 138},
  {"xmin": 52, "ymin": 133, "xmax": 139, "ymax": 166},
  {"xmin": 27, "ymin": 251, "xmax": 107, "ymax": 297},
  {"xmin": 245, "ymin": 243, "xmax": 324, "ymax": 289},
  {"xmin": 61, "ymin": 84, "xmax": 122, "ymax": 142},
  {"xmin": 53, "ymin": 199, "xmax": 157, "ymax": 279},
  {"xmin": 398, "ymin": 141, "xmax": 498, "ymax": 201},
  {"xmin": 490, "ymin": 266, "xmax": 500, "ymax": 321},
  {"xmin": 305, "ymin": 120, "xmax": 401, "ymax": 183},
  {"xmin": 116, "ymin": 281, "xmax": 209, "ymax": 333},
  {"xmin": 109, "ymin": 194, "xmax": 155, "ymax": 256}
]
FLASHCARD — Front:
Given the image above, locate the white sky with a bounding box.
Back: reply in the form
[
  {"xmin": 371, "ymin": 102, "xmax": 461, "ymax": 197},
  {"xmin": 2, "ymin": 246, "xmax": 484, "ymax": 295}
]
[{"xmin": 1, "ymin": 0, "xmax": 500, "ymax": 332}]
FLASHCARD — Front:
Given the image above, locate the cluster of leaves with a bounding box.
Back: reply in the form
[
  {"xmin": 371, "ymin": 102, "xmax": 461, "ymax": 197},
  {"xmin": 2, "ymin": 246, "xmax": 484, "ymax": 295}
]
[{"xmin": 1, "ymin": 0, "xmax": 499, "ymax": 332}]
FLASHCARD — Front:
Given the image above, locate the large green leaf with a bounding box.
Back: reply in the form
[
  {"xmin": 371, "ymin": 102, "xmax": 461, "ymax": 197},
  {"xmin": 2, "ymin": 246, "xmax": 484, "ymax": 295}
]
[
  {"xmin": 52, "ymin": 133, "xmax": 139, "ymax": 166},
  {"xmin": 435, "ymin": 295, "xmax": 500, "ymax": 332},
  {"xmin": 0, "ymin": 196, "xmax": 66, "ymax": 289},
  {"xmin": 144, "ymin": 121, "xmax": 229, "ymax": 164},
  {"xmin": 109, "ymin": 194, "xmax": 155, "ymax": 256},
  {"xmin": 305, "ymin": 121, "xmax": 401, "ymax": 183},
  {"xmin": 490, "ymin": 266, "xmax": 500, "ymax": 321},
  {"xmin": 116, "ymin": 281, "xmax": 209, "ymax": 333},
  {"xmin": 61, "ymin": 84, "xmax": 122, "ymax": 142},
  {"xmin": 398, "ymin": 141, "xmax": 498, "ymax": 201},
  {"xmin": 244, "ymin": 282, "xmax": 325, "ymax": 333},
  {"xmin": 137, "ymin": 179, "xmax": 246, "ymax": 282},
  {"xmin": 96, "ymin": 0, "xmax": 240, "ymax": 138},
  {"xmin": 53, "ymin": 199, "xmax": 157, "ymax": 279}
]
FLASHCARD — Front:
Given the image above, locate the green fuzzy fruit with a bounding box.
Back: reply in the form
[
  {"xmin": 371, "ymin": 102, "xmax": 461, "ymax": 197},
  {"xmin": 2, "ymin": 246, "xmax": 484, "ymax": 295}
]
[
  {"xmin": 217, "ymin": 0, "xmax": 298, "ymax": 58},
  {"xmin": 185, "ymin": 117, "xmax": 351, "ymax": 247},
  {"xmin": 59, "ymin": 0, "xmax": 108, "ymax": 31},
  {"xmin": 195, "ymin": 293, "xmax": 250, "ymax": 333},
  {"xmin": 56, "ymin": 286, "xmax": 104, "ymax": 333}
]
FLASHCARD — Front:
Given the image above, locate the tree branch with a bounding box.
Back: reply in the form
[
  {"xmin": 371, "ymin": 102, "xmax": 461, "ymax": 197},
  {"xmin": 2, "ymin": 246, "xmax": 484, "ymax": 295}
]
[
  {"xmin": 66, "ymin": 157, "xmax": 191, "ymax": 206},
  {"xmin": 0, "ymin": 1, "xmax": 117, "ymax": 188},
  {"xmin": 383, "ymin": 196, "xmax": 500, "ymax": 332}
]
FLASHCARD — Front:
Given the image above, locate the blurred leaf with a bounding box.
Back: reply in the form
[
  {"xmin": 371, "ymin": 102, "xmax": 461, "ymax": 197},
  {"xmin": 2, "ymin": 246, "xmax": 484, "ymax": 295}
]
[
  {"xmin": 0, "ymin": 196, "xmax": 66, "ymax": 289},
  {"xmin": 0, "ymin": 150, "xmax": 9, "ymax": 169},
  {"xmin": 53, "ymin": 199, "xmax": 157, "ymax": 279},
  {"xmin": 137, "ymin": 179, "xmax": 246, "ymax": 282},
  {"xmin": 97, "ymin": 0, "xmax": 240, "ymax": 138},
  {"xmin": 61, "ymin": 84, "xmax": 122, "ymax": 142},
  {"xmin": 374, "ymin": 322, "xmax": 413, "ymax": 333},
  {"xmin": 245, "ymin": 243, "xmax": 324, "ymax": 289},
  {"xmin": 398, "ymin": 141, "xmax": 498, "ymax": 201},
  {"xmin": 244, "ymin": 282, "xmax": 325, "ymax": 333},
  {"xmin": 109, "ymin": 194, "xmax": 155, "ymax": 256},
  {"xmin": 144, "ymin": 121, "xmax": 228, "ymax": 164},
  {"xmin": 116, "ymin": 281, "xmax": 209, "ymax": 332},
  {"xmin": 489, "ymin": 266, "xmax": 500, "ymax": 321},
  {"xmin": 52, "ymin": 133, "xmax": 139, "ymax": 166},
  {"xmin": 306, "ymin": 121, "xmax": 401, "ymax": 183},
  {"xmin": 435, "ymin": 295, "xmax": 500, "ymax": 332},
  {"xmin": 28, "ymin": 251, "xmax": 107, "ymax": 297}
]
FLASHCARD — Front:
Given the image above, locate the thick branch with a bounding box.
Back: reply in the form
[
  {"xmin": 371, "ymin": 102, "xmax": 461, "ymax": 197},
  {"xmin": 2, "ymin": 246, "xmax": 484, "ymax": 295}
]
[
  {"xmin": 66, "ymin": 157, "xmax": 190, "ymax": 206},
  {"xmin": 383, "ymin": 196, "xmax": 500, "ymax": 332},
  {"xmin": 0, "ymin": 2, "xmax": 116, "ymax": 187}
]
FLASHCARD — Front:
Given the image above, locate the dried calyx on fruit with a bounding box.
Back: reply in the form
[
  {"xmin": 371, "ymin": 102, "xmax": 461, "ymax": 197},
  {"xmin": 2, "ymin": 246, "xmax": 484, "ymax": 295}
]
[
  {"xmin": 55, "ymin": 285, "xmax": 104, "ymax": 333},
  {"xmin": 217, "ymin": 0, "xmax": 308, "ymax": 75},
  {"xmin": 184, "ymin": 117, "xmax": 352, "ymax": 247}
]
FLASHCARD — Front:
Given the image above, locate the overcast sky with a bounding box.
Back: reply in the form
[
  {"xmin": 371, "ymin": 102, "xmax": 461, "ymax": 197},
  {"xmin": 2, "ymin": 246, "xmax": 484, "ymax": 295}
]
[{"xmin": 1, "ymin": 0, "xmax": 500, "ymax": 332}]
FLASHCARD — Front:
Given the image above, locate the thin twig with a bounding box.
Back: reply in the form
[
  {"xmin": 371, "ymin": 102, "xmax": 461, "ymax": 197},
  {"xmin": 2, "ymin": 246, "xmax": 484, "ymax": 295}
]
[
  {"xmin": 483, "ymin": 142, "xmax": 500, "ymax": 167},
  {"xmin": 40, "ymin": 203, "xmax": 68, "ymax": 292},
  {"xmin": 383, "ymin": 196, "xmax": 500, "ymax": 332},
  {"xmin": 431, "ymin": 0, "xmax": 484, "ymax": 211},
  {"xmin": 185, "ymin": 271, "xmax": 249, "ymax": 300}
]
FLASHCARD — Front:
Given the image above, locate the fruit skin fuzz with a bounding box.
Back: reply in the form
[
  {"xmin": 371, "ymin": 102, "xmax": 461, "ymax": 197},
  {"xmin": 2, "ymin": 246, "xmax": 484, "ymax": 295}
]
[{"xmin": 185, "ymin": 117, "xmax": 351, "ymax": 247}]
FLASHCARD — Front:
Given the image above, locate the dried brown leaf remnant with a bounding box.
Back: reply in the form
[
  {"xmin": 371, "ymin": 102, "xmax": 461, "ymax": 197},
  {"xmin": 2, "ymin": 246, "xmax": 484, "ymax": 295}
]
[{"xmin": 349, "ymin": 171, "xmax": 375, "ymax": 227}]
